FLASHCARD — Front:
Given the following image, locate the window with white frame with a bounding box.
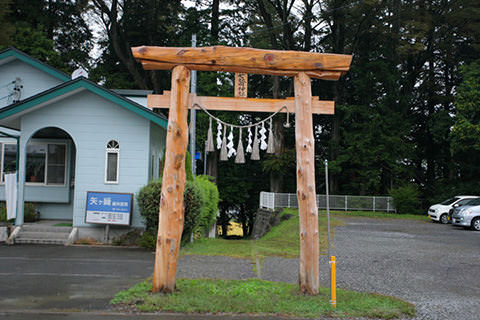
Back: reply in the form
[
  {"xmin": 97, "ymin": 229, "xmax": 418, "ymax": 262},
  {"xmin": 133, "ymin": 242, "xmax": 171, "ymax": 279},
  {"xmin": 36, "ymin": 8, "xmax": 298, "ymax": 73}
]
[
  {"xmin": 0, "ymin": 142, "xmax": 18, "ymax": 182},
  {"xmin": 25, "ymin": 143, "xmax": 66, "ymax": 185},
  {"xmin": 105, "ymin": 140, "xmax": 119, "ymax": 183}
]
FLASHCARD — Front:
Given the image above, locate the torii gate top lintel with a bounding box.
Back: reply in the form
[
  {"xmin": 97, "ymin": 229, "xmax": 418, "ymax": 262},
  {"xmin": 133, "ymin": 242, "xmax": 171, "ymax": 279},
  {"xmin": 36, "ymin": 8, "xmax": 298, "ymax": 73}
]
[
  {"xmin": 132, "ymin": 45, "xmax": 352, "ymax": 81},
  {"xmin": 132, "ymin": 44, "xmax": 352, "ymax": 296}
]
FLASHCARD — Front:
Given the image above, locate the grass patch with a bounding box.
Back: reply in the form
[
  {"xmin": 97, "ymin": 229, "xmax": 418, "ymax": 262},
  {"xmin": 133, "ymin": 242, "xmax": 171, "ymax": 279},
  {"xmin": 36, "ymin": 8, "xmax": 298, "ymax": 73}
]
[
  {"xmin": 182, "ymin": 208, "xmax": 427, "ymax": 260},
  {"xmin": 111, "ymin": 278, "xmax": 415, "ymax": 319},
  {"xmin": 328, "ymin": 210, "xmax": 429, "ymax": 221},
  {"xmin": 182, "ymin": 208, "xmax": 343, "ymax": 259},
  {"xmin": 53, "ymin": 222, "xmax": 73, "ymax": 227}
]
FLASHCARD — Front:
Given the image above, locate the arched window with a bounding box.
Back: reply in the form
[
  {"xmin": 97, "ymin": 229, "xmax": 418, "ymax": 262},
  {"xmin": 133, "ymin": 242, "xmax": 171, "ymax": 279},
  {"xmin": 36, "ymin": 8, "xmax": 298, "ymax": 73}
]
[{"xmin": 105, "ymin": 140, "xmax": 119, "ymax": 183}]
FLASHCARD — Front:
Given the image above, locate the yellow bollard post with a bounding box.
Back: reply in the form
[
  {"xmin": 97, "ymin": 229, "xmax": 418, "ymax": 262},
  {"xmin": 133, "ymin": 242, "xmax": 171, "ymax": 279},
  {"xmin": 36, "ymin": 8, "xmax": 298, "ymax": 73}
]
[{"xmin": 330, "ymin": 256, "xmax": 336, "ymax": 308}]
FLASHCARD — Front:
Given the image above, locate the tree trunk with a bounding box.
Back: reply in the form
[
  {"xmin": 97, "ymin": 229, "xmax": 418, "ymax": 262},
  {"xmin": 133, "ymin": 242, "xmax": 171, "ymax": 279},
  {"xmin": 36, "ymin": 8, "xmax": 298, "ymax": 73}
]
[
  {"xmin": 221, "ymin": 219, "xmax": 228, "ymax": 238},
  {"xmin": 294, "ymin": 72, "xmax": 319, "ymax": 295},
  {"xmin": 242, "ymin": 219, "xmax": 248, "ymax": 238},
  {"xmin": 206, "ymin": 150, "xmax": 218, "ymax": 181},
  {"xmin": 152, "ymin": 66, "xmax": 190, "ymax": 293},
  {"xmin": 211, "ymin": 0, "xmax": 220, "ymax": 43},
  {"xmin": 94, "ymin": 0, "xmax": 148, "ymax": 89}
]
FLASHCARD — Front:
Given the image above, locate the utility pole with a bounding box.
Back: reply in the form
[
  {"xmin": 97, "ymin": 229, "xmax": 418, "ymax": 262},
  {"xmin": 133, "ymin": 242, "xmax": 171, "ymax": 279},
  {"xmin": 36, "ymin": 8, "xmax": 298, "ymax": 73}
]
[{"xmin": 189, "ymin": 34, "xmax": 197, "ymax": 177}]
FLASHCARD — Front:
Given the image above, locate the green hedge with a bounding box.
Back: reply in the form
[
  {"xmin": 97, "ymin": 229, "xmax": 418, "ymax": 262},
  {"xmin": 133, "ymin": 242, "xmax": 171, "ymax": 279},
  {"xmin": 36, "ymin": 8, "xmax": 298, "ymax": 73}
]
[
  {"xmin": 194, "ymin": 175, "xmax": 219, "ymax": 237},
  {"xmin": 390, "ymin": 184, "xmax": 421, "ymax": 214},
  {"xmin": 137, "ymin": 179, "xmax": 205, "ymax": 249}
]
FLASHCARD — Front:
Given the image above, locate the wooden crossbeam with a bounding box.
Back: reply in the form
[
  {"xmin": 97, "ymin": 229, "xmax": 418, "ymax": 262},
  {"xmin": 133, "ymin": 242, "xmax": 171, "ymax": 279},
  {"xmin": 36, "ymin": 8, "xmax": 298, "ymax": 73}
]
[
  {"xmin": 148, "ymin": 92, "xmax": 335, "ymax": 115},
  {"xmin": 132, "ymin": 46, "xmax": 352, "ymax": 80}
]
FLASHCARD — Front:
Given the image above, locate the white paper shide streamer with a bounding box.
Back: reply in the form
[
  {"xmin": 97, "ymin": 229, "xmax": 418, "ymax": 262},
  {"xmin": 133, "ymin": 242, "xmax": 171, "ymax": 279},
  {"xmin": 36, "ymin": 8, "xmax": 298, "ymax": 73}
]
[
  {"xmin": 246, "ymin": 127, "xmax": 253, "ymax": 153},
  {"xmin": 216, "ymin": 122, "xmax": 223, "ymax": 150},
  {"xmin": 259, "ymin": 122, "xmax": 267, "ymax": 150},
  {"xmin": 227, "ymin": 126, "xmax": 236, "ymax": 158}
]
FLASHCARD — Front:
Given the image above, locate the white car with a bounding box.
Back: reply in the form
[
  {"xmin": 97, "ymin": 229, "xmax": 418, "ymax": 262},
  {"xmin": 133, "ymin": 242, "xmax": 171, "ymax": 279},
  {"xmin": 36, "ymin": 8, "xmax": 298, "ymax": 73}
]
[
  {"xmin": 451, "ymin": 198, "xmax": 480, "ymax": 231},
  {"xmin": 427, "ymin": 196, "xmax": 478, "ymax": 224}
]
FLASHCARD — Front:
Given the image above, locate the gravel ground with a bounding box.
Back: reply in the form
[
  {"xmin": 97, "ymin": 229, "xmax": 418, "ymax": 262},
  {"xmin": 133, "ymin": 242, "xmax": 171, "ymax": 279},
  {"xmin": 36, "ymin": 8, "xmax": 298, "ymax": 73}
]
[
  {"xmin": 262, "ymin": 217, "xmax": 480, "ymax": 320},
  {"xmin": 1, "ymin": 217, "xmax": 479, "ymax": 320}
]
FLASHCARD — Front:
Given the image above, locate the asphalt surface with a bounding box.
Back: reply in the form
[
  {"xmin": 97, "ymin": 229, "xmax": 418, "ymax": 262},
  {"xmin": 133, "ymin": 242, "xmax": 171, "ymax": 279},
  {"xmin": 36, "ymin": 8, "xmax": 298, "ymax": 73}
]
[{"xmin": 0, "ymin": 217, "xmax": 479, "ymax": 319}]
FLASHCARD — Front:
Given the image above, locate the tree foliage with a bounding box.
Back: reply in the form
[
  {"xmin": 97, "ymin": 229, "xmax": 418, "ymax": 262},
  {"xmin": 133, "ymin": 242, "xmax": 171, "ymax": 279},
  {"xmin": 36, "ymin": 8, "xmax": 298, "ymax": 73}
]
[
  {"xmin": 2, "ymin": 0, "xmax": 92, "ymax": 71},
  {"xmin": 194, "ymin": 175, "xmax": 220, "ymax": 237},
  {"xmin": 136, "ymin": 179, "xmax": 203, "ymax": 247},
  {"xmin": 450, "ymin": 60, "xmax": 480, "ymax": 194},
  {"xmin": 6, "ymin": 0, "xmax": 480, "ymax": 225}
]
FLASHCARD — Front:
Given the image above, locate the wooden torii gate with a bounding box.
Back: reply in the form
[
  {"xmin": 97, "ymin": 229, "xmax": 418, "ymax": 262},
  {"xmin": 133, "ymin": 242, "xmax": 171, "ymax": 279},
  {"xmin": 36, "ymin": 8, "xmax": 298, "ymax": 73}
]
[{"xmin": 132, "ymin": 46, "xmax": 352, "ymax": 295}]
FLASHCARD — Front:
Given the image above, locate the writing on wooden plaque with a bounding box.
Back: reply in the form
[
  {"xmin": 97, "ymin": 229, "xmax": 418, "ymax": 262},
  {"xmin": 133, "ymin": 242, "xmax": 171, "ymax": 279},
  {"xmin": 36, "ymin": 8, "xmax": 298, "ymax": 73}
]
[{"xmin": 234, "ymin": 73, "xmax": 248, "ymax": 97}]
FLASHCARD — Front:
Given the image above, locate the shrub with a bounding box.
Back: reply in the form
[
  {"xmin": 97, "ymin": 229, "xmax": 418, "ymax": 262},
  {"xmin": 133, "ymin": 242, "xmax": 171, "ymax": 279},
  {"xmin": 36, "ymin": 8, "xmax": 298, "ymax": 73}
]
[
  {"xmin": 24, "ymin": 203, "xmax": 38, "ymax": 222},
  {"xmin": 194, "ymin": 175, "xmax": 219, "ymax": 237},
  {"xmin": 137, "ymin": 179, "xmax": 203, "ymax": 249},
  {"xmin": 112, "ymin": 229, "xmax": 143, "ymax": 246},
  {"xmin": 390, "ymin": 184, "xmax": 421, "ymax": 214},
  {"xmin": 137, "ymin": 179, "xmax": 163, "ymax": 232},
  {"xmin": 0, "ymin": 202, "xmax": 37, "ymax": 223},
  {"xmin": 139, "ymin": 231, "xmax": 156, "ymax": 250},
  {"xmin": 185, "ymin": 151, "xmax": 194, "ymax": 182},
  {"xmin": 182, "ymin": 180, "xmax": 202, "ymax": 245},
  {"xmin": 0, "ymin": 202, "xmax": 7, "ymax": 222}
]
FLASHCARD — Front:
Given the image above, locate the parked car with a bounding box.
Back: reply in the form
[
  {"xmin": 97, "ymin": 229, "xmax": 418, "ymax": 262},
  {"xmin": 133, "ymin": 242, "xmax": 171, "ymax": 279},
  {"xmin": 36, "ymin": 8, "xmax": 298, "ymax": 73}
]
[
  {"xmin": 448, "ymin": 198, "xmax": 478, "ymax": 221},
  {"xmin": 451, "ymin": 198, "xmax": 480, "ymax": 231},
  {"xmin": 427, "ymin": 196, "xmax": 478, "ymax": 224}
]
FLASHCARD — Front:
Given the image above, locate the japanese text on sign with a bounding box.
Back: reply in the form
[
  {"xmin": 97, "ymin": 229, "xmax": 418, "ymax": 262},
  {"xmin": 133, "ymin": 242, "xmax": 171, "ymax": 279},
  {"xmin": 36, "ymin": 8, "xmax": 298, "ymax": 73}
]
[{"xmin": 85, "ymin": 191, "xmax": 132, "ymax": 226}]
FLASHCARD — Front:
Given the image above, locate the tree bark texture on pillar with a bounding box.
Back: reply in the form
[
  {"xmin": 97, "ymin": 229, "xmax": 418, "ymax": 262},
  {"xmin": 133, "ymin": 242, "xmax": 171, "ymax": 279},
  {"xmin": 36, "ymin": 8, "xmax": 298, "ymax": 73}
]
[
  {"xmin": 152, "ymin": 65, "xmax": 191, "ymax": 293},
  {"xmin": 294, "ymin": 71, "xmax": 319, "ymax": 295}
]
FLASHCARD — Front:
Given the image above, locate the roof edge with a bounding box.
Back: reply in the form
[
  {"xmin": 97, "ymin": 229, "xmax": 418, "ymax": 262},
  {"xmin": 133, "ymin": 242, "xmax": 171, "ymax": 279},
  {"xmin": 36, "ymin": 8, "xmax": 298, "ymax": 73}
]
[
  {"xmin": 0, "ymin": 77, "xmax": 168, "ymax": 129},
  {"xmin": 0, "ymin": 47, "xmax": 71, "ymax": 82}
]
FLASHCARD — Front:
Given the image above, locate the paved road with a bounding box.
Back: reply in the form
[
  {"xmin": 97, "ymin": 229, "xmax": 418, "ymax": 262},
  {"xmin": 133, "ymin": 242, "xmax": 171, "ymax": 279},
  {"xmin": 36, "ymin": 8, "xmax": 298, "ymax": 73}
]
[{"xmin": 1, "ymin": 217, "xmax": 479, "ymax": 319}]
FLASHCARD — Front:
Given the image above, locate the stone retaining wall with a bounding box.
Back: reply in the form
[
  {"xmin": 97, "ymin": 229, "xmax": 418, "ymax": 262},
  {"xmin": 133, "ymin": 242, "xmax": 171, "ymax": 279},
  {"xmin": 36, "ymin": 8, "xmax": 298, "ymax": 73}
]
[{"xmin": 251, "ymin": 208, "xmax": 281, "ymax": 239}]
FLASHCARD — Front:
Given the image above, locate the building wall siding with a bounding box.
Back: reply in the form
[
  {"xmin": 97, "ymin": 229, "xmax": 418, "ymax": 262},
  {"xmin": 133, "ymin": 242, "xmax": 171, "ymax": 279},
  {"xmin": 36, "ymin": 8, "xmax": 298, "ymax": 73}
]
[
  {"xmin": 0, "ymin": 59, "xmax": 64, "ymax": 109},
  {"xmin": 18, "ymin": 89, "xmax": 152, "ymax": 227},
  {"xmin": 35, "ymin": 189, "xmax": 74, "ymax": 220},
  {"xmin": 149, "ymin": 122, "xmax": 166, "ymax": 181}
]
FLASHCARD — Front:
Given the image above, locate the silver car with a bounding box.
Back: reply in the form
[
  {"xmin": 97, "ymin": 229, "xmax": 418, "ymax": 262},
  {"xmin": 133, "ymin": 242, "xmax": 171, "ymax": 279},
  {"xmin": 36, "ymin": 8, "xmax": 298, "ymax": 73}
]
[{"xmin": 451, "ymin": 198, "xmax": 480, "ymax": 231}]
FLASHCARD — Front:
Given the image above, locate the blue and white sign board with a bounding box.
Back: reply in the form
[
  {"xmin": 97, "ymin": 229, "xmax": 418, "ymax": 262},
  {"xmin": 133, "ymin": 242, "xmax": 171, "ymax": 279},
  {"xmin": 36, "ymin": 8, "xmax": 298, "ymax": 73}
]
[{"xmin": 85, "ymin": 191, "xmax": 132, "ymax": 226}]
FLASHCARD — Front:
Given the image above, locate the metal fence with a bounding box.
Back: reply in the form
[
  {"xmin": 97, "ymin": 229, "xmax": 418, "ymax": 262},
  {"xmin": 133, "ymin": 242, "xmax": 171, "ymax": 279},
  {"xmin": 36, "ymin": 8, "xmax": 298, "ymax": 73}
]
[{"xmin": 260, "ymin": 191, "xmax": 396, "ymax": 212}]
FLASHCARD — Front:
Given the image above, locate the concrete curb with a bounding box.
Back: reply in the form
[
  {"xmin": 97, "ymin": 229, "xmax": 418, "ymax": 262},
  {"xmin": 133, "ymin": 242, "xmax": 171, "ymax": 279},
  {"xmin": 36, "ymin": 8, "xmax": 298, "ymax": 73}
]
[
  {"xmin": 65, "ymin": 227, "xmax": 78, "ymax": 246},
  {"xmin": 6, "ymin": 226, "xmax": 21, "ymax": 245}
]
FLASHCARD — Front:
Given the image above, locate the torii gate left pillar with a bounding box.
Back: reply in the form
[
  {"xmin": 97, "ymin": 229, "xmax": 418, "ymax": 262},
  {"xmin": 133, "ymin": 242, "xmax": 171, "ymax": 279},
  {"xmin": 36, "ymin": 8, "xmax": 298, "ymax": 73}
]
[
  {"xmin": 132, "ymin": 46, "xmax": 352, "ymax": 295},
  {"xmin": 153, "ymin": 65, "xmax": 190, "ymax": 292}
]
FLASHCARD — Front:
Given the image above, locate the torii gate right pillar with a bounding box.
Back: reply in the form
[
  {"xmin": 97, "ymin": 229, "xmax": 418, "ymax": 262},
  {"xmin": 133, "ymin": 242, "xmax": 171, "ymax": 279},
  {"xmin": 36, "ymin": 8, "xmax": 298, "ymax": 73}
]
[{"xmin": 294, "ymin": 72, "xmax": 319, "ymax": 294}]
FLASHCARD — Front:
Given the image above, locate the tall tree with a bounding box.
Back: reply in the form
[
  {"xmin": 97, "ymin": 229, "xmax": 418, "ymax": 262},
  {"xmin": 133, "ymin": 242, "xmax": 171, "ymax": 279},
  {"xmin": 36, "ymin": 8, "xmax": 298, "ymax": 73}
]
[
  {"xmin": 450, "ymin": 60, "xmax": 480, "ymax": 195},
  {"xmin": 4, "ymin": 0, "xmax": 92, "ymax": 71},
  {"xmin": 0, "ymin": 0, "xmax": 14, "ymax": 46},
  {"xmin": 90, "ymin": 0, "xmax": 191, "ymax": 91}
]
